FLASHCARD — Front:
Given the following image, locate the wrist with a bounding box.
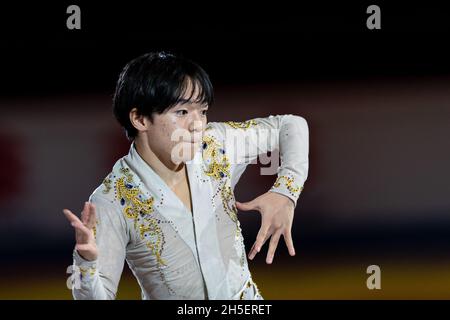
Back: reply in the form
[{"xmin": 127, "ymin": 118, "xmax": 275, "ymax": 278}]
[
  {"xmin": 77, "ymin": 250, "xmax": 97, "ymax": 262},
  {"xmin": 268, "ymin": 190, "xmax": 295, "ymax": 209},
  {"xmin": 73, "ymin": 248, "xmax": 98, "ymax": 264}
]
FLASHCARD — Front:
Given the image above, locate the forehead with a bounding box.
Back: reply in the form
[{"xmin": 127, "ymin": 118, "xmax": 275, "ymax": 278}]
[
  {"xmin": 177, "ymin": 78, "xmax": 208, "ymax": 105},
  {"xmin": 181, "ymin": 79, "xmax": 198, "ymax": 99}
]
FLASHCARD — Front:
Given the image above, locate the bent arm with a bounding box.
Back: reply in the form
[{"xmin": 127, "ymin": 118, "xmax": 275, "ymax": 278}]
[
  {"xmin": 71, "ymin": 196, "xmax": 128, "ymax": 300},
  {"xmin": 206, "ymin": 114, "xmax": 309, "ymax": 205},
  {"xmin": 268, "ymin": 114, "xmax": 309, "ymax": 206}
]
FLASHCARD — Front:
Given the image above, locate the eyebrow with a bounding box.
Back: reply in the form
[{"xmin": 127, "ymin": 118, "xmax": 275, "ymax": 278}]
[{"xmin": 177, "ymin": 99, "xmax": 208, "ymax": 108}]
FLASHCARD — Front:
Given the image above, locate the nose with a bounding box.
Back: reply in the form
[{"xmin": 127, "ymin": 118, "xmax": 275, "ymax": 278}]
[
  {"xmin": 188, "ymin": 118, "xmax": 204, "ymax": 143},
  {"xmin": 188, "ymin": 118, "xmax": 204, "ymax": 133}
]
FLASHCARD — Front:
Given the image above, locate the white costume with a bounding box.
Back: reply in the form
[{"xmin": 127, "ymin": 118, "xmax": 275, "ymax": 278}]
[{"xmin": 71, "ymin": 114, "xmax": 309, "ymax": 300}]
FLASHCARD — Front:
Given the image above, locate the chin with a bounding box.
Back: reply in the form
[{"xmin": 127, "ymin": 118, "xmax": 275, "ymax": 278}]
[{"xmin": 170, "ymin": 142, "xmax": 199, "ymax": 164}]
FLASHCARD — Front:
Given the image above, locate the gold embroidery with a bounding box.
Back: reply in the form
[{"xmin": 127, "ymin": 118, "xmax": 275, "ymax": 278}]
[
  {"xmin": 202, "ymin": 133, "xmax": 246, "ymax": 267},
  {"xmin": 79, "ymin": 266, "xmax": 96, "ymax": 277},
  {"xmin": 139, "ymin": 219, "xmax": 166, "ymax": 266},
  {"xmin": 115, "ymin": 167, "xmax": 166, "ymax": 266},
  {"xmin": 239, "ymin": 279, "xmax": 251, "ymax": 299},
  {"xmin": 102, "ymin": 177, "xmax": 112, "ymax": 194},
  {"xmin": 221, "ymin": 184, "xmax": 246, "ymax": 267},
  {"xmin": 225, "ymin": 119, "xmax": 257, "ymax": 130},
  {"xmin": 273, "ymin": 175, "xmax": 303, "ymax": 195},
  {"xmin": 92, "ymin": 224, "xmax": 97, "ymax": 239},
  {"xmin": 220, "ymin": 184, "xmax": 238, "ymax": 224},
  {"xmin": 254, "ymin": 280, "xmax": 262, "ymax": 298},
  {"xmin": 120, "ymin": 167, "xmax": 134, "ymax": 182},
  {"xmin": 202, "ymin": 135, "xmax": 230, "ymax": 180},
  {"xmin": 116, "ymin": 176, "xmax": 154, "ymax": 221},
  {"xmin": 239, "ymin": 278, "xmax": 261, "ymax": 300}
]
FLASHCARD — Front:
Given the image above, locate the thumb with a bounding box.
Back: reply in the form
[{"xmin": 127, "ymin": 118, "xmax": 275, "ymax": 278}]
[{"xmin": 235, "ymin": 200, "xmax": 258, "ymax": 212}]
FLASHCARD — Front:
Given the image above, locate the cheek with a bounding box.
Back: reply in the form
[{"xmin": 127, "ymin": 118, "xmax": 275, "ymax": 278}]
[
  {"xmin": 171, "ymin": 118, "xmax": 187, "ymax": 130},
  {"xmin": 169, "ymin": 119, "xmax": 190, "ymax": 135},
  {"xmin": 163, "ymin": 123, "xmax": 170, "ymax": 137},
  {"xmin": 162, "ymin": 120, "xmax": 184, "ymax": 145},
  {"xmin": 158, "ymin": 116, "xmax": 192, "ymax": 144},
  {"xmin": 159, "ymin": 122, "xmax": 173, "ymax": 138},
  {"xmin": 150, "ymin": 122, "xmax": 171, "ymax": 147}
]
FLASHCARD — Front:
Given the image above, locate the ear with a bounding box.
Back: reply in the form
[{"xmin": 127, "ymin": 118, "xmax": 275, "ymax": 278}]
[{"xmin": 129, "ymin": 108, "xmax": 150, "ymax": 133}]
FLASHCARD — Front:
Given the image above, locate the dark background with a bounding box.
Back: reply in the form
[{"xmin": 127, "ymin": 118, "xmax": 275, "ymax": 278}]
[
  {"xmin": 1, "ymin": 2, "xmax": 450, "ymax": 299},
  {"xmin": 2, "ymin": 3, "xmax": 450, "ymax": 96}
]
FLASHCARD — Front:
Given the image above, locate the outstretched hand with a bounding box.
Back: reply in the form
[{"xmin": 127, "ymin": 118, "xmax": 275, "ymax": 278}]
[
  {"xmin": 236, "ymin": 192, "xmax": 296, "ymax": 264},
  {"xmin": 63, "ymin": 202, "xmax": 98, "ymax": 261}
]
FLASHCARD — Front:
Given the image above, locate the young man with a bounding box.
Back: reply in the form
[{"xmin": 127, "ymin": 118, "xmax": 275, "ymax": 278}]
[{"xmin": 63, "ymin": 51, "xmax": 309, "ymax": 300}]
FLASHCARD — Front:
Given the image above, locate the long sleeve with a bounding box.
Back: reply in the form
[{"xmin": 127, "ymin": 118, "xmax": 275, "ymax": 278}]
[
  {"xmin": 71, "ymin": 195, "xmax": 129, "ymax": 300},
  {"xmin": 205, "ymin": 114, "xmax": 309, "ymax": 206}
]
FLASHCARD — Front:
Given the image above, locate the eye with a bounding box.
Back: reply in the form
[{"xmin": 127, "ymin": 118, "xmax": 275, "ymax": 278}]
[
  {"xmin": 202, "ymin": 109, "xmax": 208, "ymax": 116},
  {"xmin": 176, "ymin": 109, "xmax": 188, "ymax": 116}
]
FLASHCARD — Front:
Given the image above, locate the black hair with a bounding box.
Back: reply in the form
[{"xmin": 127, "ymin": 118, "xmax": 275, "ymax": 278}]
[{"xmin": 112, "ymin": 51, "xmax": 214, "ymax": 140}]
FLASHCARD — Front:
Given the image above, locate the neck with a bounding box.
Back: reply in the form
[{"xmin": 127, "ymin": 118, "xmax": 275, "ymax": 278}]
[{"xmin": 134, "ymin": 138, "xmax": 186, "ymax": 188}]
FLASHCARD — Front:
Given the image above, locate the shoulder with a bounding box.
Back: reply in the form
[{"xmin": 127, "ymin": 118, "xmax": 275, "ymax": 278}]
[
  {"xmin": 88, "ymin": 158, "xmax": 129, "ymax": 215},
  {"xmin": 89, "ymin": 166, "xmax": 120, "ymax": 207},
  {"xmin": 281, "ymin": 114, "xmax": 308, "ymax": 126},
  {"xmin": 87, "ymin": 168, "xmax": 131, "ymax": 237},
  {"xmin": 205, "ymin": 119, "xmax": 259, "ymax": 133}
]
